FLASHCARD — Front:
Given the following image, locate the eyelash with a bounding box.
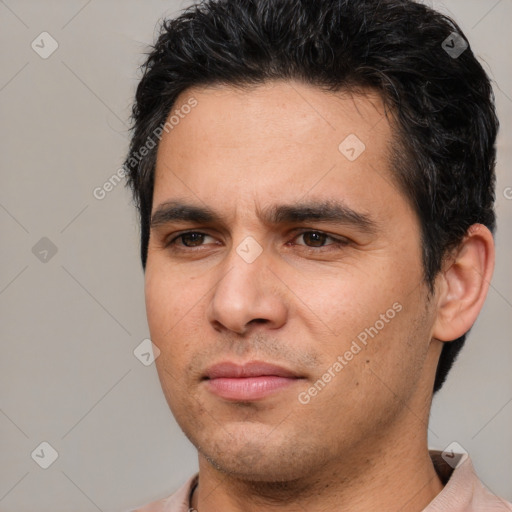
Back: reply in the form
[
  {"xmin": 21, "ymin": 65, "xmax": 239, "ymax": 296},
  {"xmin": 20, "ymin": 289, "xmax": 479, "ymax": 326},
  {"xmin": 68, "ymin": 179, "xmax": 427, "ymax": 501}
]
[{"xmin": 164, "ymin": 230, "xmax": 350, "ymax": 253}]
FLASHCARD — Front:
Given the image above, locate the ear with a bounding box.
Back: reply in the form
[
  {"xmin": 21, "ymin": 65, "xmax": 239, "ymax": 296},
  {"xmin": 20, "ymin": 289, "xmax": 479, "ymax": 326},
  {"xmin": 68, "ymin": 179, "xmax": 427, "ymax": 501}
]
[{"xmin": 432, "ymin": 224, "xmax": 495, "ymax": 342}]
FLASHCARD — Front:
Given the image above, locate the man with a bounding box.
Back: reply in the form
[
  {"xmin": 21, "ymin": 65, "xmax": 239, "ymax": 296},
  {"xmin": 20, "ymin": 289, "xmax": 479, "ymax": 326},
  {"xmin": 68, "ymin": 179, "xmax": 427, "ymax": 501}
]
[{"xmin": 124, "ymin": 0, "xmax": 511, "ymax": 510}]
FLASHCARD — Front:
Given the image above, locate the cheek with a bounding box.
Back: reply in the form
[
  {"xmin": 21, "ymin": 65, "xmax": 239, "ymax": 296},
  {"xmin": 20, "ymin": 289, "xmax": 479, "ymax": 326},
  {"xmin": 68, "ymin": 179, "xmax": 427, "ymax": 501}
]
[
  {"xmin": 295, "ymin": 260, "xmax": 426, "ymax": 386},
  {"xmin": 297, "ymin": 301, "xmax": 430, "ymax": 437},
  {"xmin": 145, "ymin": 275, "xmax": 170, "ymax": 340},
  {"xmin": 145, "ymin": 262, "xmax": 196, "ymax": 331},
  {"xmin": 145, "ymin": 264, "xmax": 209, "ymax": 372},
  {"xmin": 145, "ymin": 268, "xmax": 184, "ymax": 359},
  {"xmin": 283, "ymin": 261, "xmax": 402, "ymax": 350}
]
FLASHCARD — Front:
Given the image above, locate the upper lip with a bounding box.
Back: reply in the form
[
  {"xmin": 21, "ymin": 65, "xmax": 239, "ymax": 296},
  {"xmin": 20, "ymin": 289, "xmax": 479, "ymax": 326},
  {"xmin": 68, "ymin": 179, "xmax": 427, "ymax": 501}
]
[{"xmin": 203, "ymin": 361, "xmax": 301, "ymax": 379}]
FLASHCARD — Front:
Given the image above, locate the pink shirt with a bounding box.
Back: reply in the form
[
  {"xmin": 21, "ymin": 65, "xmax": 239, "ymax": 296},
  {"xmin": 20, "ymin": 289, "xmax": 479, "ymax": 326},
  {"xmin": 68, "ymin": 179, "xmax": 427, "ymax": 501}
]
[{"xmin": 130, "ymin": 451, "xmax": 512, "ymax": 511}]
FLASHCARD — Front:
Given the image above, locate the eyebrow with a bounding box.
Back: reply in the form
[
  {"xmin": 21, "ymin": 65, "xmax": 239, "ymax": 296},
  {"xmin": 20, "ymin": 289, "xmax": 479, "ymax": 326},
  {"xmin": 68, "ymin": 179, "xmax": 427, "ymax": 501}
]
[{"xmin": 150, "ymin": 199, "xmax": 379, "ymax": 234}]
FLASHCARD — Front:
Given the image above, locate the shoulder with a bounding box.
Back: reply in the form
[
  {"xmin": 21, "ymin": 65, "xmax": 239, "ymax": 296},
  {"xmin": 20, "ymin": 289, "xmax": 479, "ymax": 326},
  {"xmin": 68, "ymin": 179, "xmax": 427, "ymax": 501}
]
[
  {"xmin": 426, "ymin": 451, "xmax": 512, "ymax": 511},
  {"xmin": 127, "ymin": 474, "xmax": 198, "ymax": 512}
]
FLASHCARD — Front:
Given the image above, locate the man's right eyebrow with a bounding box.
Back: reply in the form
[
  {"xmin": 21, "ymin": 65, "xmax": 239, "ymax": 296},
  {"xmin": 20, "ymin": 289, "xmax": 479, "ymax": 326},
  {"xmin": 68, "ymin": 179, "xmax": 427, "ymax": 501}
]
[{"xmin": 150, "ymin": 201, "xmax": 224, "ymax": 229}]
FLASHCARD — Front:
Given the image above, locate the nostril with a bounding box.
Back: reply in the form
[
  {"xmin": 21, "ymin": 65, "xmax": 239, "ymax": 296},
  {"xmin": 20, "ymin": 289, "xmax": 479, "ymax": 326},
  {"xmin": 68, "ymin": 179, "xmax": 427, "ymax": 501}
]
[{"xmin": 249, "ymin": 318, "xmax": 268, "ymax": 325}]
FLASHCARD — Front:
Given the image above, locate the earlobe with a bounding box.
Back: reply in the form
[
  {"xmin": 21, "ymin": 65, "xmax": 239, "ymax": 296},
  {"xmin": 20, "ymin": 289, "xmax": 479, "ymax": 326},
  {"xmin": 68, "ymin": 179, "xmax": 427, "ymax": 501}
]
[{"xmin": 432, "ymin": 224, "xmax": 495, "ymax": 342}]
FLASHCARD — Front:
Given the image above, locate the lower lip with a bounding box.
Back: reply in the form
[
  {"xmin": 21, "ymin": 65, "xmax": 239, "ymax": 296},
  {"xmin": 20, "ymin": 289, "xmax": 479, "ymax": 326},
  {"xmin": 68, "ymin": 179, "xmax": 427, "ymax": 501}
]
[{"xmin": 205, "ymin": 376, "xmax": 300, "ymax": 400}]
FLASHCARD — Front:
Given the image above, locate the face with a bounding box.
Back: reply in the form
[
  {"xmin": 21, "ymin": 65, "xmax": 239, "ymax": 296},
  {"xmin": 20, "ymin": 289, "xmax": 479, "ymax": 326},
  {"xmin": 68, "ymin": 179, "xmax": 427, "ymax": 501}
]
[{"xmin": 145, "ymin": 80, "xmax": 439, "ymax": 482}]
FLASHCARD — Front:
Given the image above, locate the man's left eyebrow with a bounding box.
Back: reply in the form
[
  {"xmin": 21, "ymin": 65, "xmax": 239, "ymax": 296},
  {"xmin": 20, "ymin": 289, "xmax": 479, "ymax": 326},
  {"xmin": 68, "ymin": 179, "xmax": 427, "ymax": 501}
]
[{"xmin": 260, "ymin": 200, "xmax": 379, "ymax": 234}]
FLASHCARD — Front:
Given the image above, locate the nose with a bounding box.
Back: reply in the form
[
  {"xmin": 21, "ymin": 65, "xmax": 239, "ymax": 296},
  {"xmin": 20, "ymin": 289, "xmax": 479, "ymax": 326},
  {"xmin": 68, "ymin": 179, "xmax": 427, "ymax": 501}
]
[{"xmin": 207, "ymin": 242, "xmax": 288, "ymax": 335}]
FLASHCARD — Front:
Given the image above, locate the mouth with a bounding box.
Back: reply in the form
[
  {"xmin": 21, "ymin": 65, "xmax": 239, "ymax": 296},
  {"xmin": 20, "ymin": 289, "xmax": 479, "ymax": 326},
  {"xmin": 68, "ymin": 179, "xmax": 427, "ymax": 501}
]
[{"xmin": 202, "ymin": 360, "xmax": 304, "ymax": 401}]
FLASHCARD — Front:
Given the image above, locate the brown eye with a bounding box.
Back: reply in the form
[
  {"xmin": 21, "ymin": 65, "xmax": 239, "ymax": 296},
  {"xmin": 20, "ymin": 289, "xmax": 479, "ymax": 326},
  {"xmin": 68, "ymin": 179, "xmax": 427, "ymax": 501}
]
[
  {"xmin": 179, "ymin": 232, "xmax": 206, "ymax": 247},
  {"xmin": 300, "ymin": 231, "xmax": 329, "ymax": 247},
  {"xmin": 293, "ymin": 230, "xmax": 348, "ymax": 250},
  {"xmin": 165, "ymin": 232, "xmax": 214, "ymax": 249}
]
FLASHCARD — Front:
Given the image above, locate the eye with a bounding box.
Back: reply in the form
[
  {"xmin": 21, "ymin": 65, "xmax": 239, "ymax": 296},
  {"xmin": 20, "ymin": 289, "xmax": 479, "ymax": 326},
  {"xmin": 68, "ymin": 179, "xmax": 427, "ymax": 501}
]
[
  {"xmin": 290, "ymin": 230, "xmax": 349, "ymax": 251},
  {"xmin": 165, "ymin": 231, "xmax": 215, "ymax": 249},
  {"xmin": 164, "ymin": 230, "xmax": 350, "ymax": 253}
]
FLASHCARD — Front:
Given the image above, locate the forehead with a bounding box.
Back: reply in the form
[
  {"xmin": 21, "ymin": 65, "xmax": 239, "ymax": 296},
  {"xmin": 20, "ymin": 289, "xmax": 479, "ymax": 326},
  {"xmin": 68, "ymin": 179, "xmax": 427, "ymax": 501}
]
[
  {"xmin": 157, "ymin": 80, "xmax": 391, "ymax": 155},
  {"xmin": 152, "ymin": 80, "xmax": 403, "ymax": 222}
]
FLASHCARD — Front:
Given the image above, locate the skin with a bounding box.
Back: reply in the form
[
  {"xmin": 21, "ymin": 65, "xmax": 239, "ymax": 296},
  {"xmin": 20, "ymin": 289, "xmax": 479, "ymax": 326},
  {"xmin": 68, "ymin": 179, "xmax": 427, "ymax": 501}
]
[{"xmin": 144, "ymin": 79, "xmax": 495, "ymax": 511}]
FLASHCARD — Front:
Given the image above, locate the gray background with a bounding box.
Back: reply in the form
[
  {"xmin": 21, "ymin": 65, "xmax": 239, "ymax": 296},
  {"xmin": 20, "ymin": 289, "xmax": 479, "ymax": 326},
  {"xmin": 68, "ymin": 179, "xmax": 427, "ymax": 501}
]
[{"xmin": 0, "ymin": 0, "xmax": 510, "ymax": 510}]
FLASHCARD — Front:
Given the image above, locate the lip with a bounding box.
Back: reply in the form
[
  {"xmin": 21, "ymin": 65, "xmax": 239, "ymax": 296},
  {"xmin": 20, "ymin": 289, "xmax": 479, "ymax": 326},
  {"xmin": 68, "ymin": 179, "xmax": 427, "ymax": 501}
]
[
  {"xmin": 203, "ymin": 361, "xmax": 303, "ymax": 401},
  {"xmin": 204, "ymin": 361, "xmax": 300, "ymax": 379}
]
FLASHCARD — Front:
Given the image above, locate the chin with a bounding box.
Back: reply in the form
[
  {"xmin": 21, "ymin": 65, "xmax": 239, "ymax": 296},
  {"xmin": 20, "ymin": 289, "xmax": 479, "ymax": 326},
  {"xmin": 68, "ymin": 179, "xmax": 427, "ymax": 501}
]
[
  {"xmin": 193, "ymin": 425, "xmax": 327, "ymax": 482},
  {"xmin": 203, "ymin": 452, "xmax": 307, "ymax": 482}
]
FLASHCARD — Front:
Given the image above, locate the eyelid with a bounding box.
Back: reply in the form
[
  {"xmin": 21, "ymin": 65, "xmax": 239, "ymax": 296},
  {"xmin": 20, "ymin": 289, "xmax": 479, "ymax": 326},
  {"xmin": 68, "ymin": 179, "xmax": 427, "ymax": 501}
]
[
  {"xmin": 290, "ymin": 228, "xmax": 350, "ymax": 246},
  {"xmin": 164, "ymin": 230, "xmax": 216, "ymax": 248}
]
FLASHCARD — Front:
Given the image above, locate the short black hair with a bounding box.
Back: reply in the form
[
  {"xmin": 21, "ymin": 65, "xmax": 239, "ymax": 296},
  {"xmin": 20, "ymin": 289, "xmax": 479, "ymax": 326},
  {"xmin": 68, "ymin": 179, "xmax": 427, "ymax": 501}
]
[{"xmin": 124, "ymin": 0, "xmax": 499, "ymax": 394}]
